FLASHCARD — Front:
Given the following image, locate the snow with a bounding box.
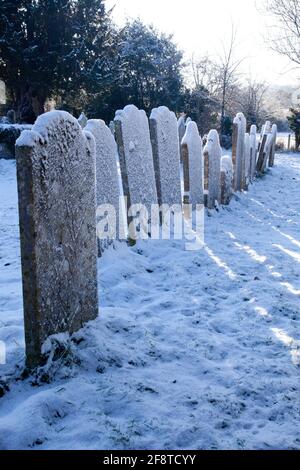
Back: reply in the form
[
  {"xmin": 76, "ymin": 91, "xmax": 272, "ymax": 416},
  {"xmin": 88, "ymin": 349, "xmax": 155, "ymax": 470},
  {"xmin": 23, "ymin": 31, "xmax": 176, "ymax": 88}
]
[
  {"xmin": 16, "ymin": 111, "xmax": 80, "ymax": 147},
  {"xmin": 0, "ymin": 154, "xmax": 300, "ymax": 449},
  {"xmin": 221, "ymin": 155, "xmax": 233, "ymax": 174},
  {"xmin": 0, "ymin": 124, "xmax": 32, "ymax": 130}
]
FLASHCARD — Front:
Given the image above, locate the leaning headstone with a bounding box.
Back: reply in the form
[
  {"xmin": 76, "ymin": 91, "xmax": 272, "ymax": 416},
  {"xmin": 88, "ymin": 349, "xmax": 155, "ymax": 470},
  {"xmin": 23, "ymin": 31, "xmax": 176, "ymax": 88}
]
[
  {"xmin": 221, "ymin": 155, "xmax": 233, "ymax": 205},
  {"xmin": 16, "ymin": 110, "xmax": 98, "ymax": 368},
  {"xmin": 203, "ymin": 129, "xmax": 222, "ymax": 209},
  {"xmin": 268, "ymin": 124, "xmax": 277, "ymax": 167},
  {"xmin": 232, "ymin": 112, "xmax": 246, "ymax": 191},
  {"xmin": 178, "ymin": 115, "xmax": 186, "ymax": 162},
  {"xmin": 78, "ymin": 112, "xmax": 88, "ymax": 129},
  {"xmin": 261, "ymin": 131, "xmax": 274, "ymax": 172},
  {"xmin": 249, "ymin": 125, "xmax": 257, "ymax": 182},
  {"xmin": 256, "ymin": 121, "xmax": 271, "ymax": 173},
  {"xmin": 114, "ymin": 105, "xmax": 158, "ymax": 238},
  {"xmin": 85, "ymin": 119, "xmax": 122, "ymax": 253},
  {"xmin": 244, "ymin": 133, "xmax": 251, "ymax": 190},
  {"xmin": 181, "ymin": 121, "xmax": 204, "ymax": 209},
  {"xmin": 185, "ymin": 117, "xmax": 192, "ymax": 126},
  {"xmin": 150, "ymin": 106, "xmax": 182, "ymax": 208}
]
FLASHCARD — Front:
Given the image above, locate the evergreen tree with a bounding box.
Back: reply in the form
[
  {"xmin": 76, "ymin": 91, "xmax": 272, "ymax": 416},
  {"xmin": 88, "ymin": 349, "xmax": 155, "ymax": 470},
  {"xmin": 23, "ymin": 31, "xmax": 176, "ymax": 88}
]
[
  {"xmin": 0, "ymin": 0, "xmax": 115, "ymax": 122},
  {"xmin": 88, "ymin": 19, "xmax": 184, "ymax": 121},
  {"xmin": 288, "ymin": 108, "xmax": 300, "ymax": 150}
]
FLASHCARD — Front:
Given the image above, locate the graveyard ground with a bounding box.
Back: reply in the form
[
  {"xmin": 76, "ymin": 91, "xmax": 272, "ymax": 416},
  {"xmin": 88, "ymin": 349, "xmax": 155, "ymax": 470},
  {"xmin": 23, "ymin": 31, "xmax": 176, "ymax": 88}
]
[{"xmin": 0, "ymin": 153, "xmax": 300, "ymax": 450}]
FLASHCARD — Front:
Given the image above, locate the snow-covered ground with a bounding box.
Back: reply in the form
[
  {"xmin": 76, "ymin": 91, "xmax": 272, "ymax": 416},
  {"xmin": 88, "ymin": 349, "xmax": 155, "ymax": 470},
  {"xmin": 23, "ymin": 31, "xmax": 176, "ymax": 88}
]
[{"xmin": 0, "ymin": 154, "xmax": 300, "ymax": 450}]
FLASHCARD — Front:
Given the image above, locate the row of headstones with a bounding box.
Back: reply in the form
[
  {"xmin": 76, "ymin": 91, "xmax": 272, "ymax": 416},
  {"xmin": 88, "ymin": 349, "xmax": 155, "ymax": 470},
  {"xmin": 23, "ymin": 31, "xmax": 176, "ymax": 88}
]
[
  {"xmin": 180, "ymin": 112, "xmax": 277, "ymax": 211},
  {"xmin": 15, "ymin": 106, "xmax": 276, "ymax": 368}
]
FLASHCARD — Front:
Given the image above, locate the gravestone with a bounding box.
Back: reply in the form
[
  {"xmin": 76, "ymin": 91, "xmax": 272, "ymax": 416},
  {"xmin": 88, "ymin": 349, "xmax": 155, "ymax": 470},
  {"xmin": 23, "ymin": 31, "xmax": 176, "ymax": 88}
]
[
  {"xmin": 221, "ymin": 155, "xmax": 233, "ymax": 205},
  {"xmin": 85, "ymin": 119, "xmax": 122, "ymax": 253},
  {"xmin": 114, "ymin": 105, "xmax": 158, "ymax": 238},
  {"xmin": 268, "ymin": 124, "xmax": 277, "ymax": 167},
  {"xmin": 232, "ymin": 112, "xmax": 246, "ymax": 191},
  {"xmin": 16, "ymin": 111, "xmax": 98, "ymax": 368},
  {"xmin": 256, "ymin": 121, "xmax": 271, "ymax": 173},
  {"xmin": 261, "ymin": 132, "xmax": 274, "ymax": 172},
  {"xmin": 178, "ymin": 115, "xmax": 186, "ymax": 162},
  {"xmin": 203, "ymin": 129, "xmax": 222, "ymax": 209},
  {"xmin": 150, "ymin": 106, "xmax": 182, "ymax": 208},
  {"xmin": 181, "ymin": 121, "xmax": 204, "ymax": 209},
  {"xmin": 249, "ymin": 125, "xmax": 257, "ymax": 182},
  {"xmin": 244, "ymin": 133, "xmax": 251, "ymax": 190}
]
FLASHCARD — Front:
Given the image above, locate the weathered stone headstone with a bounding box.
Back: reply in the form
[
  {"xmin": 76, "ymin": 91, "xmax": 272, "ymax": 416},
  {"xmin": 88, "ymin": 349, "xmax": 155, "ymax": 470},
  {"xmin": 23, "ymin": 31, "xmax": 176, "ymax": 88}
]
[
  {"xmin": 16, "ymin": 111, "xmax": 98, "ymax": 368},
  {"xmin": 178, "ymin": 115, "xmax": 186, "ymax": 162},
  {"xmin": 181, "ymin": 121, "xmax": 204, "ymax": 209},
  {"xmin": 85, "ymin": 119, "xmax": 123, "ymax": 253},
  {"xmin": 203, "ymin": 129, "xmax": 222, "ymax": 209},
  {"xmin": 244, "ymin": 133, "xmax": 251, "ymax": 190},
  {"xmin": 221, "ymin": 155, "xmax": 233, "ymax": 205},
  {"xmin": 256, "ymin": 121, "xmax": 271, "ymax": 173},
  {"xmin": 114, "ymin": 105, "xmax": 158, "ymax": 237},
  {"xmin": 268, "ymin": 124, "xmax": 277, "ymax": 167},
  {"xmin": 261, "ymin": 132, "xmax": 274, "ymax": 172},
  {"xmin": 249, "ymin": 125, "xmax": 257, "ymax": 182},
  {"xmin": 232, "ymin": 112, "xmax": 246, "ymax": 191},
  {"xmin": 150, "ymin": 106, "xmax": 182, "ymax": 208}
]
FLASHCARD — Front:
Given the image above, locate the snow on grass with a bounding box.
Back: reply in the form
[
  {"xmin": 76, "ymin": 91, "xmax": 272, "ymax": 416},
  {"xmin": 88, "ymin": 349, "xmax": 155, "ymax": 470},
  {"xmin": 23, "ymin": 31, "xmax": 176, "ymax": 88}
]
[{"xmin": 0, "ymin": 154, "xmax": 300, "ymax": 449}]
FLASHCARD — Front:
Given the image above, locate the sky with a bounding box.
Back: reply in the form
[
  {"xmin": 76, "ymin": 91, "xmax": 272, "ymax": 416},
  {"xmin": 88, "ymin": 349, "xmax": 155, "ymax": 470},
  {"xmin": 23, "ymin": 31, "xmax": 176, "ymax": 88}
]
[{"xmin": 106, "ymin": 0, "xmax": 299, "ymax": 88}]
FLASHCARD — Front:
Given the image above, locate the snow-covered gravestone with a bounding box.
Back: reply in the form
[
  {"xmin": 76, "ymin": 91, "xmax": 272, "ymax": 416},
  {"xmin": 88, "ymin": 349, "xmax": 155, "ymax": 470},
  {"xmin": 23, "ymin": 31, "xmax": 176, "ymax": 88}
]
[
  {"xmin": 149, "ymin": 106, "xmax": 182, "ymax": 208},
  {"xmin": 15, "ymin": 111, "xmax": 98, "ymax": 368},
  {"xmin": 232, "ymin": 112, "xmax": 246, "ymax": 191},
  {"xmin": 249, "ymin": 125, "xmax": 257, "ymax": 182},
  {"xmin": 268, "ymin": 124, "xmax": 277, "ymax": 167},
  {"xmin": 221, "ymin": 155, "xmax": 233, "ymax": 205},
  {"xmin": 181, "ymin": 121, "xmax": 204, "ymax": 209},
  {"xmin": 256, "ymin": 121, "xmax": 271, "ymax": 173},
  {"xmin": 178, "ymin": 115, "xmax": 186, "ymax": 162},
  {"xmin": 244, "ymin": 133, "xmax": 251, "ymax": 190},
  {"xmin": 85, "ymin": 119, "xmax": 122, "ymax": 253},
  {"xmin": 114, "ymin": 105, "xmax": 158, "ymax": 239},
  {"xmin": 203, "ymin": 129, "xmax": 222, "ymax": 209}
]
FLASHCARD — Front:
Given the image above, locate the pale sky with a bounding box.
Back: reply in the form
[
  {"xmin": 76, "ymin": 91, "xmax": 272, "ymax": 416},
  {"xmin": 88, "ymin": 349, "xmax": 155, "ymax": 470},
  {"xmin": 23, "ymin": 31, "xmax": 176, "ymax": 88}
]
[{"xmin": 107, "ymin": 0, "xmax": 299, "ymax": 87}]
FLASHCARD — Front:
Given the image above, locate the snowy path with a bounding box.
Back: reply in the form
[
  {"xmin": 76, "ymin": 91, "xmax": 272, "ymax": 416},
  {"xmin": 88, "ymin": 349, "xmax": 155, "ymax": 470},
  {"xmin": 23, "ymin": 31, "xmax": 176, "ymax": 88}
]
[{"xmin": 0, "ymin": 154, "xmax": 300, "ymax": 450}]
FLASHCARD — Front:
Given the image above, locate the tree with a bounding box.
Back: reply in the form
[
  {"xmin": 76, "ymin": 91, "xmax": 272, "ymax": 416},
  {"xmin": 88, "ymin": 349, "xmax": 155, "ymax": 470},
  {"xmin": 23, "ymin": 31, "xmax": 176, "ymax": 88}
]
[
  {"xmin": 182, "ymin": 86, "xmax": 218, "ymax": 135},
  {"xmin": 288, "ymin": 108, "xmax": 300, "ymax": 149},
  {"xmin": 264, "ymin": 0, "xmax": 300, "ymax": 66},
  {"xmin": 238, "ymin": 79, "xmax": 269, "ymax": 128},
  {"xmin": 0, "ymin": 0, "xmax": 115, "ymax": 122},
  {"xmin": 216, "ymin": 26, "xmax": 244, "ymax": 134},
  {"xmin": 91, "ymin": 19, "xmax": 184, "ymax": 120}
]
